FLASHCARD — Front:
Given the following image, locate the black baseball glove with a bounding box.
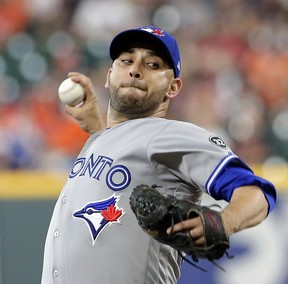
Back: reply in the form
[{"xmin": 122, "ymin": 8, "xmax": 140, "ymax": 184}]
[{"xmin": 129, "ymin": 184, "xmax": 230, "ymax": 261}]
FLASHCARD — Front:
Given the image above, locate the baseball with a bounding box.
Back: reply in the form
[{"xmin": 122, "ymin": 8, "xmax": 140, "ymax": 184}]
[{"xmin": 58, "ymin": 78, "xmax": 85, "ymax": 106}]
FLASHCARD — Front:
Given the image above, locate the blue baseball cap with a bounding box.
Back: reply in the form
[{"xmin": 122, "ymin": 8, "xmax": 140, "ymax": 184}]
[{"xmin": 109, "ymin": 26, "xmax": 181, "ymax": 78}]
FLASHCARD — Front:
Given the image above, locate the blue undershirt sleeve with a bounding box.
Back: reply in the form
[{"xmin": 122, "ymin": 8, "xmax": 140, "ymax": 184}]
[{"xmin": 207, "ymin": 158, "xmax": 277, "ymax": 214}]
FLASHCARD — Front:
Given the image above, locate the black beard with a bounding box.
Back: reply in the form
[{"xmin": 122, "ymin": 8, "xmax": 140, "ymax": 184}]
[{"xmin": 109, "ymin": 84, "xmax": 161, "ymax": 117}]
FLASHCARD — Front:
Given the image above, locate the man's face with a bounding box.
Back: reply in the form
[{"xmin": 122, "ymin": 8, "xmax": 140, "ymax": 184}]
[{"xmin": 105, "ymin": 47, "xmax": 175, "ymax": 117}]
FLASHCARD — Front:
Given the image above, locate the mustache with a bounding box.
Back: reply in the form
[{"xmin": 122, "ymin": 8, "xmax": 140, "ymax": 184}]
[{"xmin": 121, "ymin": 80, "xmax": 147, "ymax": 91}]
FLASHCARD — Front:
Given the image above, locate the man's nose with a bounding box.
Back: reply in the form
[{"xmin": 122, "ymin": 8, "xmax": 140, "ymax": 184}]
[
  {"xmin": 129, "ymin": 61, "xmax": 142, "ymax": 79},
  {"xmin": 129, "ymin": 70, "xmax": 141, "ymax": 78}
]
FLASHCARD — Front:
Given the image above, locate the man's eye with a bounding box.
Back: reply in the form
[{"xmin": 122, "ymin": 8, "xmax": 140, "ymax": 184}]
[
  {"xmin": 121, "ymin": 59, "xmax": 132, "ymax": 64},
  {"xmin": 147, "ymin": 62, "xmax": 159, "ymax": 68}
]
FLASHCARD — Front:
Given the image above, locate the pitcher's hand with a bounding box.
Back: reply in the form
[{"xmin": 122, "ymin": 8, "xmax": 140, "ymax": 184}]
[{"xmin": 65, "ymin": 72, "xmax": 106, "ymax": 135}]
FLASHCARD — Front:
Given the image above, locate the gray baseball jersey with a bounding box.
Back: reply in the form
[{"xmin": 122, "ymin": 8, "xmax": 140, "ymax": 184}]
[{"xmin": 41, "ymin": 117, "xmax": 237, "ymax": 284}]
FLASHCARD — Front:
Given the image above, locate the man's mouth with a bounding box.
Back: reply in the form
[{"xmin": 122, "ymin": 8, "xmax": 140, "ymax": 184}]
[{"xmin": 121, "ymin": 82, "xmax": 147, "ymax": 91}]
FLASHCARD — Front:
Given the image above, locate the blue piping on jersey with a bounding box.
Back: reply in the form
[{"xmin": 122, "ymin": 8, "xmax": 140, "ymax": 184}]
[
  {"xmin": 206, "ymin": 153, "xmax": 237, "ymax": 194},
  {"xmin": 205, "ymin": 154, "xmax": 277, "ymax": 214}
]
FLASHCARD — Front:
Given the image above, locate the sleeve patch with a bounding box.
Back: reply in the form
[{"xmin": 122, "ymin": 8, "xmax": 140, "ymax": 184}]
[{"xmin": 209, "ymin": 136, "xmax": 228, "ymax": 149}]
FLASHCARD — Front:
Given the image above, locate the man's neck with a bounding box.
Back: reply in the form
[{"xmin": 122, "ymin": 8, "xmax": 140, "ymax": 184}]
[{"xmin": 106, "ymin": 106, "xmax": 168, "ymax": 128}]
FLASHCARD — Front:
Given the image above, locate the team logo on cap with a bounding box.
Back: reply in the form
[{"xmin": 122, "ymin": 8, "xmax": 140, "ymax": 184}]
[
  {"xmin": 73, "ymin": 194, "xmax": 124, "ymax": 244},
  {"xmin": 141, "ymin": 27, "xmax": 165, "ymax": 37}
]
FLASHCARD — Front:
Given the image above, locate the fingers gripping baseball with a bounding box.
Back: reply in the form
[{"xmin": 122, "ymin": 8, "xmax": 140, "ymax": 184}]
[
  {"xmin": 67, "ymin": 72, "xmax": 94, "ymax": 101},
  {"xmin": 63, "ymin": 72, "xmax": 105, "ymax": 134}
]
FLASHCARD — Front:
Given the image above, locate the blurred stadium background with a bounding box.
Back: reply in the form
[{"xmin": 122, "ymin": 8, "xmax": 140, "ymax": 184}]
[{"xmin": 0, "ymin": 0, "xmax": 288, "ymax": 283}]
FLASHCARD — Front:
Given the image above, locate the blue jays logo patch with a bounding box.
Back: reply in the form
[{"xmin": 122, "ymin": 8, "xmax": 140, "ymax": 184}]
[
  {"xmin": 73, "ymin": 195, "xmax": 124, "ymax": 244},
  {"xmin": 141, "ymin": 27, "xmax": 165, "ymax": 37}
]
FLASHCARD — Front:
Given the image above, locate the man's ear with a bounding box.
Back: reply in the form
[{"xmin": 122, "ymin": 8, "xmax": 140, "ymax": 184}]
[
  {"xmin": 166, "ymin": 78, "xmax": 182, "ymax": 99},
  {"xmin": 105, "ymin": 68, "xmax": 112, "ymax": 88}
]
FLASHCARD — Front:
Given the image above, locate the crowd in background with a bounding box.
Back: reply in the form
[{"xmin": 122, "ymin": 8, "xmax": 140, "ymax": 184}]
[{"xmin": 0, "ymin": 0, "xmax": 288, "ymax": 171}]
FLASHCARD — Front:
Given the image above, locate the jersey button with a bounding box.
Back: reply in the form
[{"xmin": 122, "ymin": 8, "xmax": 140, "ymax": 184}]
[
  {"xmin": 53, "ymin": 230, "xmax": 59, "ymax": 237},
  {"xmin": 62, "ymin": 197, "xmax": 68, "ymax": 203},
  {"xmin": 53, "ymin": 270, "xmax": 59, "ymax": 277}
]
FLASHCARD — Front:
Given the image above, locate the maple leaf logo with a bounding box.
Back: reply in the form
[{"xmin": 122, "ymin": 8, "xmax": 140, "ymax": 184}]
[
  {"xmin": 141, "ymin": 27, "xmax": 165, "ymax": 37},
  {"xmin": 152, "ymin": 28, "xmax": 165, "ymax": 37},
  {"xmin": 102, "ymin": 204, "xmax": 123, "ymax": 222}
]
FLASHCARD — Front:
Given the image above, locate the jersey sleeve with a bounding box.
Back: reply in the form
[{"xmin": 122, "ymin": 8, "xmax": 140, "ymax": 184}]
[
  {"xmin": 146, "ymin": 120, "xmax": 233, "ymax": 192},
  {"xmin": 206, "ymin": 157, "xmax": 277, "ymax": 213},
  {"xmin": 146, "ymin": 120, "xmax": 276, "ymax": 214}
]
